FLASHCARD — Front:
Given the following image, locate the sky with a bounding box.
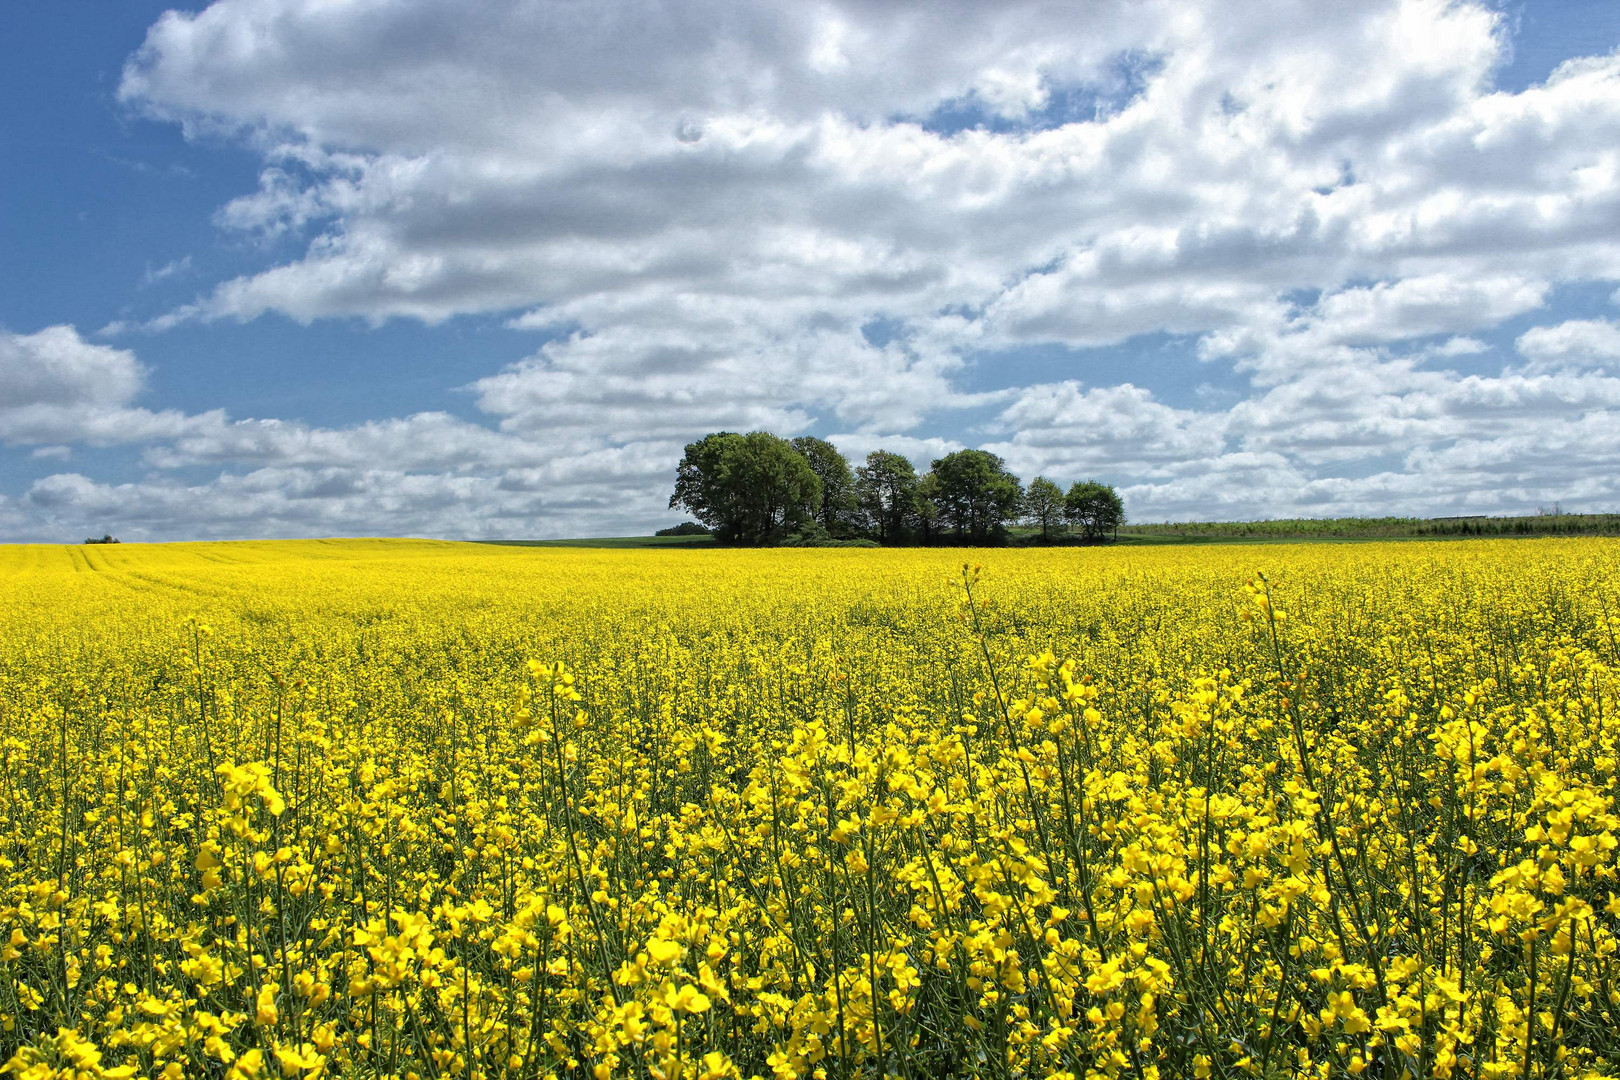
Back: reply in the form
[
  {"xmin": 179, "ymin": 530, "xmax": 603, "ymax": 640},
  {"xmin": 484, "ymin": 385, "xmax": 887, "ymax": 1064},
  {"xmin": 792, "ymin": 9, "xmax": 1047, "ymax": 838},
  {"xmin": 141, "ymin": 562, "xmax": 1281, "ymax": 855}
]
[{"xmin": 4, "ymin": 0, "xmax": 1620, "ymax": 541}]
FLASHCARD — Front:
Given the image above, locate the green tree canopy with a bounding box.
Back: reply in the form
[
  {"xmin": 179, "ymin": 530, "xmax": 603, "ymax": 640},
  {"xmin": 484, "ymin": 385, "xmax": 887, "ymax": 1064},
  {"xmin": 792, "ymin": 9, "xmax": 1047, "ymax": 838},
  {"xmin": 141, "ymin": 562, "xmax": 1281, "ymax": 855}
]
[
  {"xmin": 1023, "ymin": 476, "xmax": 1065, "ymax": 540},
  {"xmin": 854, "ymin": 450, "xmax": 919, "ymax": 543},
  {"xmin": 669, "ymin": 431, "xmax": 821, "ymax": 544},
  {"xmin": 927, "ymin": 450, "xmax": 1023, "ymax": 543},
  {"xmin": 1065, "ymin": 480, "xmax": 1125, "ymax": 540},
  {"xmin": 791, "ymin": 436, "xmax": 859, "ymax": 536},
  {"xmin": 913, "ymin": 471, "xmax": 943, "ymax": 545}
]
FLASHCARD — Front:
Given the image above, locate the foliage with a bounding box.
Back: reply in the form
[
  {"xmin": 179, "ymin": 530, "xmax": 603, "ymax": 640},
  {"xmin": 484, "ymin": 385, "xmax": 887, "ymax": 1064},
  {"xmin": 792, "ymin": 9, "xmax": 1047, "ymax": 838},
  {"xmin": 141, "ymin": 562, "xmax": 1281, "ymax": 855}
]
[
  {"xmin": 854, "ymin": 451, "xmax": 919, "ymax": 544},
  {"xmin": 655, "ymin": 522, "xmax": 713, "ymax": 537},
  {"xmin": 669, "ymin": 431, "xmax": 821, "ymax": 544},
  {"xmin": 912, "ymin": 472, "xmax": 943, "ymax": 545},
  {"xmin": 790, "ymin": 437, "xmax": 860, "ymax": 537},
  {"xmin": 778, "ymin": 536, "xmax": 882, "ymax": 548},
  {"xmin": 671, "ymin": 434, "xmax": 1132, "ymax": 548},
  {"xmin": 1022, "ymin": 476, "xmax": 1066, "ymax": 540},
  {"xmin": 1065, "ymin": 480, "xmax": 1125, "ymax": 539},
  {"xmin": 927, "ymin": 449, "xmax": 1024, "ymax": 543},
  {"xmin": 12, "ymin": 537, "xmax": 1620, "ymax": 1079}
]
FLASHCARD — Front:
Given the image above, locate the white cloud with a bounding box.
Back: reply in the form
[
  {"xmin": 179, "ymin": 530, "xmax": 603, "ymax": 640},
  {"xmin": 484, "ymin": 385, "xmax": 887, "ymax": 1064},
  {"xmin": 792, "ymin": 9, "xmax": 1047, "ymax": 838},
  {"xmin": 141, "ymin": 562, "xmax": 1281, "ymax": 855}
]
[
  {"xmin": 987, "ymin": 381, "xmax": 1227, "ymax": 477},
  {"xmin": 2, "ymin": 325, "xmax": 144, "ymax": 408},
  {"xmin": 140, "ymin": 255, "xmax": 193, "ymax": 287},
  {"xmin": 5, "ymin": 0, "xmax": 1616, "ymax": 538},
  {"xmin": 19, "ymin": 469, "xmax": 531, "ymax": 543},
  {"xmin": 1515, "ymin": 318, "xmax": 1620, "ymax": 374},
  {"xmin": 472, "ymin": 312, "xmax": 995, "ymax": 442},
  {"xmin": 1425, "ymin": 335, "xmax": 1488, "ymax": 358},
  {"xmin": 0, "ymin": 326, "xmax": 210, "ymax": 446},
  {"xmin": 823, "ymin": 432, "xmax": 964, "ymax": 472},
  {"xmin": 1308, "ymin": 275, "xmax": 1548, "ymax": 348},
  {"xmin": 13, "ymin": 453, "xmax": 692, "ymax": 543},
  {"xmin": 119, "ymin": 0, "xmax": 1571, "ymax": 355}
]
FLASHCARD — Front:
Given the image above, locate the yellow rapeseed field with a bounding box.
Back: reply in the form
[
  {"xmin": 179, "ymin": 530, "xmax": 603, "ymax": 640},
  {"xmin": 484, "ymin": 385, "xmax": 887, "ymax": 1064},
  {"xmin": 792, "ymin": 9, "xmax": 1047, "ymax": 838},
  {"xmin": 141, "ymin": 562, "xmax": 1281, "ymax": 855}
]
[{"xmin": 2, "ymin": 538, "xmax": 1619, "ymax": 1080}]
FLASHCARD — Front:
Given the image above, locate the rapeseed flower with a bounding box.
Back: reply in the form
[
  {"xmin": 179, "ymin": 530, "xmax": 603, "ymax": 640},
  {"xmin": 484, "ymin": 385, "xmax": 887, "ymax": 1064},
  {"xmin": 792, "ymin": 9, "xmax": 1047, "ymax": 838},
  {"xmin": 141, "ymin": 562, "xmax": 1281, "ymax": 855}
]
[{"xmin": 0, "ymin": 537, "xmax": 1616, "ymax": 1076}]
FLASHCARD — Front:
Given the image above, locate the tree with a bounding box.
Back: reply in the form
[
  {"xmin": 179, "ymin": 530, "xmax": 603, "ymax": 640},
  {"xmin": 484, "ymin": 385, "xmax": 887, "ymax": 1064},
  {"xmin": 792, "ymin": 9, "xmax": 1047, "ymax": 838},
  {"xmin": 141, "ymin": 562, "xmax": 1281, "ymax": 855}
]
[
  {"xmin": 854, "ymin": 450, "xmax": 919, "ymax": 543},
  {"xmin": 669, "ymin": 431, "xmax": 821, "ymax": 544},
  {"xmin": 913, "ymin": 471, "xmax": 943, "ymax": 545},
  {"xmin": 1023, "ymin": 476, "xmax": 1065, "ymax": 541},
  {"xmin": 791, "ymin": 437, "xmax": 859, "ymax": 536},
  {"xmin": 1064, "ymin": 481, "xmax": 1125, "ymax": 540},
  {"xmin": 654, "ymin": 522, "xmax": 711, "ymax": 537},
  {"xmin": 928, "ymin": 450, "xmax": 1023, "ymax": 543}
]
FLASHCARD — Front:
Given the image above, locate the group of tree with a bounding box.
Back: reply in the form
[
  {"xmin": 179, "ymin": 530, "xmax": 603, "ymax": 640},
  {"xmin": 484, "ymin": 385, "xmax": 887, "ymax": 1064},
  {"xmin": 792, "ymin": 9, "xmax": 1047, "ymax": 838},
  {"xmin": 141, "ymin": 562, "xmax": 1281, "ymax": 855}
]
[
  {"xmin": 668, "ymin": 430, "xmax": 1123, "ymax": 546},
  {"xmin": 653, "ymin": 521, "xmax": 713, "ymax": 537}
]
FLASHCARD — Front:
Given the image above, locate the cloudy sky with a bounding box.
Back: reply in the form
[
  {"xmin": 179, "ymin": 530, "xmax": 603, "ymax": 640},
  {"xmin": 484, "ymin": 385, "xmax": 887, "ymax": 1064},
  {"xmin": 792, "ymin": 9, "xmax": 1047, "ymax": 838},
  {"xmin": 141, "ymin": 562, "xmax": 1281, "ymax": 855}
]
[{"xmin": 4, "ymin": 0, "xmax": 1620, "ymax": 540}]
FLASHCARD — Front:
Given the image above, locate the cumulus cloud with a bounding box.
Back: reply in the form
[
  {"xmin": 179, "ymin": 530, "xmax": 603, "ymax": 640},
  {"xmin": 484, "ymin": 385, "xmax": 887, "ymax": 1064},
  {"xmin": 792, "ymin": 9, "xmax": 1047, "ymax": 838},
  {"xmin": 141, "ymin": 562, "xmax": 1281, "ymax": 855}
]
[
  {"xmin": 1307, "ymin": 276, "xmax": 1548, "ymax": 349},
  {"xmin": 1516, "ymin": 319, "xmax": 1620, "ymax": 374},
  {"xmin": 0, "ymin": 326, "xmax": 694, "ymax": 541},
  {"xmin": 8, "ymin": 0, "xmax": 1620, "ymax": 539},
  {"xmin": 822, "ymin": 432, "xmax": 965, "ymax": 472},
  {"xmin": 988, "ymin": 382, "xmax": 1226, "ymax": 477},
  {"xmin": 118, "ymin": 0, "xmax": 1556, "ymax": 357},
  {"xmin": 17, "ymin": 469, "xmax": 546, "ymax": 543},
  {"xmin": 0, "ymin": 326, "xmax": 211, "ymax": 446},
  {"xmin": 3, "ymin": 326, "xmax": 145, "ymax": 409},
  {"xmin": 12, "ymin": 450, "xmax": 688, "ymax": 544},
  {"xmin": 140, "ymin": 255, "xmax": 193, "ymax": 287}
]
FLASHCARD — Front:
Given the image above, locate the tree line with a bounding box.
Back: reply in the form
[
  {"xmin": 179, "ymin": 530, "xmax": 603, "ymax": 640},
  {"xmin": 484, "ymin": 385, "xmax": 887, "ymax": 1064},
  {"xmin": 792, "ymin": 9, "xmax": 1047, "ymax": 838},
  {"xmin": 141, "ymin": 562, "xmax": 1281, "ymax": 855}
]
[{"xmin": 667, "ymin": 430, "xmax": 1123, "ymax": 546}]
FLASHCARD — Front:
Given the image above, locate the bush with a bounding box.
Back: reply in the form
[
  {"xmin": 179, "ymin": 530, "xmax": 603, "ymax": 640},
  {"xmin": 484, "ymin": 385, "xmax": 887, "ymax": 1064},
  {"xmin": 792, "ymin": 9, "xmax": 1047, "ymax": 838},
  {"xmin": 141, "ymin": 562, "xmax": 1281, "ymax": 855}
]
[{"xmin": 655, "ymin": 522, "xmax": 712, "ymax": 537}]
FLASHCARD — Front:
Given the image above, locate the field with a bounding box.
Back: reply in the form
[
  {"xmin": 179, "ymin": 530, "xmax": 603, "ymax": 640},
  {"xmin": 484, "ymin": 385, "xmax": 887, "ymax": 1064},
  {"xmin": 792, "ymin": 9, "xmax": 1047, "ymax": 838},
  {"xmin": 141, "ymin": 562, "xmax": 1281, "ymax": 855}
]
[
  {"xmin": 1115, "ymin": 515, "xmax": 1620, "ymax": 544},
  {"xmin": 476, "ymin": 511, "xmax": 1620, "ymax": 551},
  {"xmin": 2, "ymin": 538, "xmax": 1619, "ymax": 1079}
]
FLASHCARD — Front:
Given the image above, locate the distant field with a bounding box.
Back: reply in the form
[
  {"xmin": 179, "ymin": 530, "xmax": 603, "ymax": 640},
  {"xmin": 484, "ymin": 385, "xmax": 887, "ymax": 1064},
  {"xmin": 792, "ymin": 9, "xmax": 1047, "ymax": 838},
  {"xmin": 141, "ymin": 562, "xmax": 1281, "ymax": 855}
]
[
  {"xmin": 486, "ymin": 511, "xmax": 1620, "ymax": 548},
  {"xmin": 1117, "ymin": 511, "xmax": 1620, "ymax": 542}
]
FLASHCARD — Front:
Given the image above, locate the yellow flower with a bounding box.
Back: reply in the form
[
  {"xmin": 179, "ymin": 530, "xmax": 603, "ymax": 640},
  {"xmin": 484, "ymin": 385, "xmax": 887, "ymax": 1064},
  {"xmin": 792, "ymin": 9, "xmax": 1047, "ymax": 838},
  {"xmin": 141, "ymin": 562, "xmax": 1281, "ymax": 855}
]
[
  {"xmin": 646, "ymin": 937, "xmax": 685, "ymax": 966},
  {"xmin": 256, "ymin": 984, "xmax": 279, "ymax": 1027},
  {"xmin": 668, "ymin": 984, "xmax": 712, "ymax": 1014}
]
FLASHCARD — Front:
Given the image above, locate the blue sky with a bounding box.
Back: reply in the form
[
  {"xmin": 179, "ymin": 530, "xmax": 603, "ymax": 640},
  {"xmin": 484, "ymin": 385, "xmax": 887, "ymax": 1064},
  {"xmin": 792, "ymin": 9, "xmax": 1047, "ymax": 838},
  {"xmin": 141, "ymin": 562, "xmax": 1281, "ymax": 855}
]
[{"xmin": 4, "ymin": 0, "xmax": 1620, "ymax": 539}]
